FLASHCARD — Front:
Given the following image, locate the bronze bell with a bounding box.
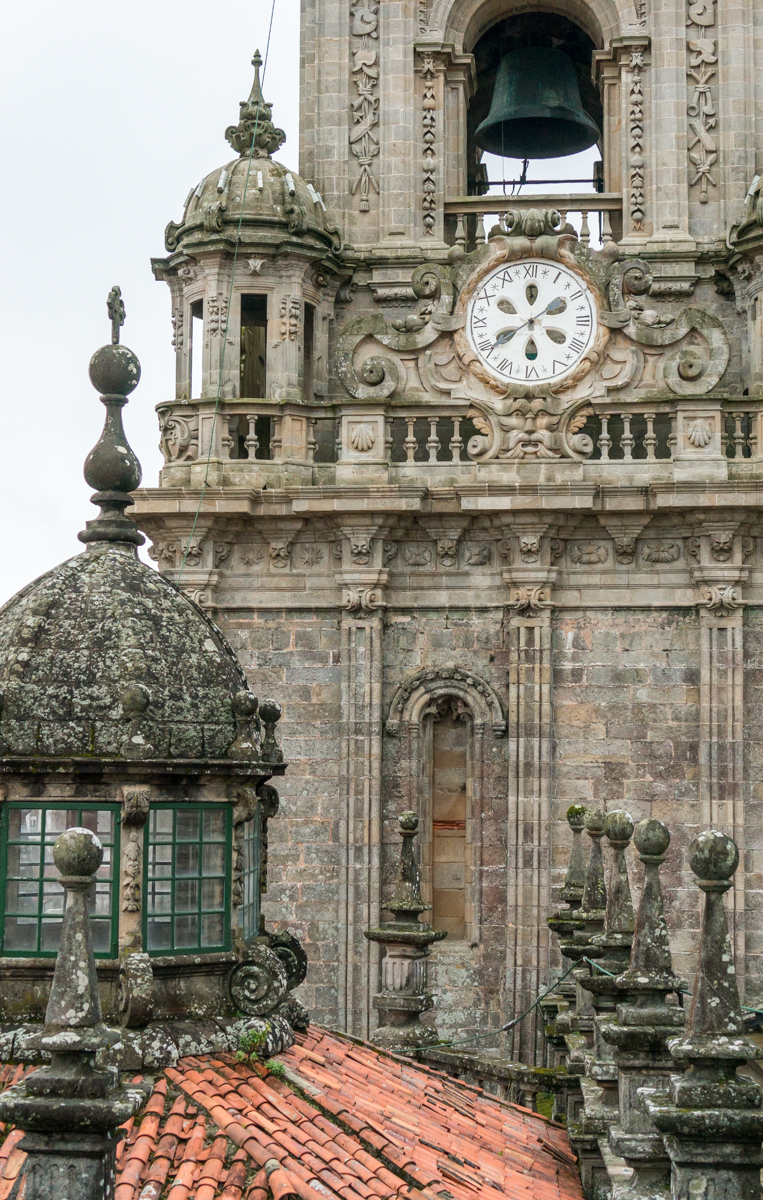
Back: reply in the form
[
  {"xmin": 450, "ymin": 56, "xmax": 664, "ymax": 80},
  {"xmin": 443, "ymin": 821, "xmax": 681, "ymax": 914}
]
[{"xmin": 475, "ymin": 47, "xmax": 599, "ymax": 160}]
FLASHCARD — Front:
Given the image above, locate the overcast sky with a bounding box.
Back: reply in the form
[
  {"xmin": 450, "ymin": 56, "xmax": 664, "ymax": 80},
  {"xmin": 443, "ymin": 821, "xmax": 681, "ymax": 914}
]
[{"xmin": 0, "ymin": 1, "xmax": 299, "ymax": 605}]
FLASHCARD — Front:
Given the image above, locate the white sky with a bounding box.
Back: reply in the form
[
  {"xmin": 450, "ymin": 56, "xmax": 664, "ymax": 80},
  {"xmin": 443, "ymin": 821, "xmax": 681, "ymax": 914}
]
[
  {"xmin": 0, "ymin": 1, "xmax": 299, "ymax": 605},
  {"xmin": 0, "ymin": 5, "xmax": 599, "ymax": 607}
]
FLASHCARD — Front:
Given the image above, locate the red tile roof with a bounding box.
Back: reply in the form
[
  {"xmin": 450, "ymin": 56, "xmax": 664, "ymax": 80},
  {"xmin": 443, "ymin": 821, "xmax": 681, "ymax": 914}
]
[{"xmin": 0, "ymin": 1028, "xmax": 583, "ymax": 1200}]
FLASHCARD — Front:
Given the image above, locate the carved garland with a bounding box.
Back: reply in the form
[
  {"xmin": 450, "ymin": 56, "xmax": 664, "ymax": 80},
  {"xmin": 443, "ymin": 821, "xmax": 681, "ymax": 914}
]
[
  {"xmin": 629, "ymin": 50, "xmax": 645, "ymax": 231},
  {"xmin": 418, "ymin": 0, "xmax": 429, "ymax": 32},
  {"xmin": 686, "ymin": 0, "xmax": 718, "ymax": 204},
  {"xmin": 421, "ymin": 55, "xmax": 437, "ymax": 236},
  {"xmin": 386, "ymin": 667, "xmax": 507, "ymax": 737},
  {"xmin": 349, "ymin": 1, "xmax": 380, "ymax": 212}
]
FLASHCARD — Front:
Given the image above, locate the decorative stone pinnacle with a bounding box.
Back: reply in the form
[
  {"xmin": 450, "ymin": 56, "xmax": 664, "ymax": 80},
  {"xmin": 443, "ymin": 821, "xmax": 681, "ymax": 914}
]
[
  {"xmin": 78, "ymin": 292, "xmax": 144, "ymax": 550},
  {"xmin": 224, "ymin": 49, "xmax": 286, "ymax": 158},
  {"xmin": 259, "ymin": 698, "xmax": 283, "ymax": 762},
  {"xmin": 617, "ymin": 818, "xmax": 679, "ymax": 992},
  {"xmin": 560, "ymin": 805, "xmax": 587, "ymax": 910},
  {"xmin": 602, "ymin": 810, "xmax": 635, "ymax": 939},
  {"xmin": 686, "ymin": 829, "xmax": 743, "ymax": 1038},
  {"xmin": 0, "ymin": 830, "xmax": 144, "ymax": 1197},
  {"xmin": 580, "ymin": 807, "xmax": 607, "ymax": 915}
]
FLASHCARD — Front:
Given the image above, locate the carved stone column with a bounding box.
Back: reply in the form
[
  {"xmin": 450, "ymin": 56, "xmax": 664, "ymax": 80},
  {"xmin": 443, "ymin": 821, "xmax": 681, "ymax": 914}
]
[
  {"xmin": 502, "ymin": 522, "xmax": 556, "ymax": 1064},
  {"xmin": 335, "ymin": 520, "xmax": 390, "ymax": 1039},
  {"xmin": 691, "ymin": 523, "xmax": 747, "ymax": 985}
]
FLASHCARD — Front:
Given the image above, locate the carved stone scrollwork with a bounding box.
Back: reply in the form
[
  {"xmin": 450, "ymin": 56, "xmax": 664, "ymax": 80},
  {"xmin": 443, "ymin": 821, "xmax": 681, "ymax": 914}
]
[
  {"xmin": 158, "ymin": 410, "xmax": 199, "ymax": 463},
  {"xmin": 228, "ymin": 944, "xmax": 289, "ymax": 1016},
  {"xmin": 349, "ymin": 1, "xmax": 380, "ymax": 213},
  {"xmin": 118, "ymin": 952, "xmax": 154, "ymax": 1028},
  {"xmin": 120, "ymin": 785, "xmax": 151, "ymax": 827},
  {"xmin": 506, "ymin": 587, "xmax": 554, "ymax": 615},
  {"xmin": 268, "ymin": 930, "xmax": 309, "ymax": 990},
  {"xmin": 345, "ymin": 588, "xmax": 384, "ymax": 613},
  {"xmin": 686, "ymin": 0, "xmax": 718, "ymax": 204},
  {"xmin": 700, "ymin": 586, "xmax": 744, "ymax": 616}
]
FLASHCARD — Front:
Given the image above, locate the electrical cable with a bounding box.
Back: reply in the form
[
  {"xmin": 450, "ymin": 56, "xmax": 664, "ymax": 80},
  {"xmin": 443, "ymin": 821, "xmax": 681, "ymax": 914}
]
[{"xmin": 177, "ymin": 0, "xmax": 277, "ymax": 584}]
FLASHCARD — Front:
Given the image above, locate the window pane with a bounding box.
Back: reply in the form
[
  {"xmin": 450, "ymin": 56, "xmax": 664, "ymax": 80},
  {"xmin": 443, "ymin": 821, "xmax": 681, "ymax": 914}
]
[
  {"xmin": 174, "ymin": 914, "xmax": 199, "ymax": 948},
  {"xmin": 175, "ymin": 844, "xmax": 199, "ymax": 877},
  {"xmin": 174, "ymin": 880, "xmax": 198, "ymax": 912},
  {"xmin": 5, "ymin": 917, "xmax": 38, "ymax": 951},
  {"xmin": 41, "ymin": 881, "xmax": 65, "ymax": 914},
  {"xmin": 146, "ymin": 881, "xmax": 172, "ymax": 913},
  {"xmin": 202, "ymin": 913, "xmax": 224, "ymax": 947},
  {"xmin": 201, "ymin": 878, "xmax": 224, "ymax": 911},
  {"xmin": 147, "ymin": 917, "xmax": 172, "ymax": 951},
  {"xmin": 150, "ymin": 810, "xmax": 173, "ymax": 840},
  {"xmin": 202, "ymin": 844, "xmax": 225, "ymax": 876},
  {"xmin": 91, "ymin": 921, "xmax": 111, "ymax": 954},
  {"xmin": 203, "ymin": 810, "xmax": 225, "ymax": 841},
  {"xmin": 5, "ymin": 882, "xmax": 39, "ymax": 915},
  {"xmin": 176, "ymin": 810, "xmax": 199, "ymax": 841},
  {"xmin": 7, "ymin": 845, "xmax": 40, "ymax": 878},
  {"xmin": 40, "ymin": 918, "xmax": 64, "ymax": 952},
  {"xmin": 9, "ymin": 810, "xmax": 42, "ymax": 839}
]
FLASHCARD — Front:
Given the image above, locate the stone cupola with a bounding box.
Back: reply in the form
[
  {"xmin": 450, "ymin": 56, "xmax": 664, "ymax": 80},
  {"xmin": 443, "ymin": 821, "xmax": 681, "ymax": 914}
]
[{"xmin": 0, "ymin": 294, "xmax": 305, "ymax": 1070}]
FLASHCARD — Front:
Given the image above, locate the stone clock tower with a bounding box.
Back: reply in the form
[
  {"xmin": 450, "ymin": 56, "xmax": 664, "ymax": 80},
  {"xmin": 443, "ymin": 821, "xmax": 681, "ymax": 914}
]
[{"xmin": 135, "ymin": 0, "xmax": 763, "ymax": 1063}]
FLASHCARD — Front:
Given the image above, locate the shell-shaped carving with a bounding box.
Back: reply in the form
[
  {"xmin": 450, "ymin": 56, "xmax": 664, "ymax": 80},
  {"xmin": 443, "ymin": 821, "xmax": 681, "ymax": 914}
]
[
  {"xmin": 687, "ymin": 418, "xmax": 713, "ymax": 448},
  {"xmin": 350, "ymin": 423, "xmax": 377, "ymax": 452}
]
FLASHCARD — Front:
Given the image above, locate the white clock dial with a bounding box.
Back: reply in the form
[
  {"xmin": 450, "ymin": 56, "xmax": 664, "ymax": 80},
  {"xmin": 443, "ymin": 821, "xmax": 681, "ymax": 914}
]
[{"xmin": 466, "ymin": 258, "xmax": 597, "ymax": 385}]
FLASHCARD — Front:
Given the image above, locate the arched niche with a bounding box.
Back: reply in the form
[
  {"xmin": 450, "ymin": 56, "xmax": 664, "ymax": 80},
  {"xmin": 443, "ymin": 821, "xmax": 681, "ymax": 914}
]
[
  {"xmin": 432, "ymin": 0, "xmax": 623, "ymax": 54},
  {"xmin": 385, "ymin": 668, "xmax": 506, "ymax": 944}
]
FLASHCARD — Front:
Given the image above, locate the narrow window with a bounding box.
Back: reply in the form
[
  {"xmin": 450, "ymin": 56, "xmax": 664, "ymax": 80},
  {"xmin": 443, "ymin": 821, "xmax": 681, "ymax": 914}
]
[
  {"xmin": 0, "ymin": 804, "xmax": 119, "ymax": 957},
  {"xmin": 431, "ymin": 701, "xmax": 468, "ymax": 939},
  {"xmin": 304, "ymin": 302, "xmax": 315, "ymax": 400},
  {"xmin": 190, "ymin": 299, "xmax": 203, "ymax": 399},
  {"xmin": 145, "ymin": 805, "xmax": 230, "ymax": 954},
  {"xmin": 240, "ymin": 809, "xmax": 262, "ymax": 942},
  {"xmin": 240, "ymin": 295, "xmax": 268, "ymax": 398}
]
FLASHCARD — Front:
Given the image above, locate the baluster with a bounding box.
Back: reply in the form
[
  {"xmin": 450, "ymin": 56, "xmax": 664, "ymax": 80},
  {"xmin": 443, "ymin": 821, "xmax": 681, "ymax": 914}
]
[
  {"xmin": 621, "ymin": 412, "xmax": 634, "ymax": 461},
  {"xmin": 669, "ymin": 412, "xmax": 678, "ymax": 459},
  {"xmin": 404, "ymin": 418, "xmax": 417, "ymax": 464},
  {"xmin": 450, "ymin": 417, "xmax": 463, "ymax": 463},
  {"xmin": 427, "ymin": 418, "xmax": 440, "ymax": 463},
  {"xmin": 644, "ymin": 411, "xmax": 657, "ymax": 461},
  {"xmin": 335, "ymin": 418, "xmax": 342, "ymax": 461},
  {"xmin": 732, "ymin": 410, "xmax": 745, "ymax": 459},
  {"xmin": 385, "ymin": 417, "xmax": 393, "ymax": 460},
  {"xmin": 271, "ymin": 416, "xmax": 283, "ymax": 461},
  {"xmin": 245, "ymin": 413, "xmax": 259, "ymax": 460},
  {"xmin": 579, "ymin": 210, "xmax": 590, "ymax": 248},
  {"xmin": 749, "ymin": 412, "xmax": 759, "ymax": 458},
  {"xmin": 598, "ymin": 413, "xmax": 611, "ymax": 461},
  {"xmin": 455, "ymin": 213, "xmax": 466, "ymax": 250},
  {"xmin": 221, "ymin": 419, "xmax": 234, "ymax": 460},
  {"xmin": 307, "ymin": 418, "xmax": 317, "ymax": 463},
  {"xmin": 476, "ymin": 215, "xmax": 486, "ymax": 244},
  {"xmin": 558, "ymin": 210, "xmax": 567, "ymax": 232},
  {"xmin": 601, "ymin": 210, "xmax": 614, "ymax": 250}
]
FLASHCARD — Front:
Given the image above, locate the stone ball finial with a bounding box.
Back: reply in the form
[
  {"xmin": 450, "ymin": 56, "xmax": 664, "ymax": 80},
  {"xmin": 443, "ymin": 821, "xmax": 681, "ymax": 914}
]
[
  {"xmin": 605, "ymin": 809, "xmax": 634, "ymax": 846},
  {"xmin": 88, "ymin": 344, "xmax": 141, "ymax": 397},
  {"xmin": 259, "ymin": 698, "xmax": 282, "ymax": 725},
  {"xmin": 567, "ymin": 804, "xmax": 587, "ymax": 830},
  {"xmin": 634, "ymin": 817, "xmax": 671, "ymax": 859},
  {"xmin": 584, "ymin": 807, "xmax": 607, "ymax": 836},
  {"xmin": 233, "ymin": 690, "xmax": 259, "ymax": 718},
  {"xmin": 53, "ymin": 827, "xmax": 103, "ymax": 879},
  {"xmin": 399, "ymin": 811, "xmax": 419, "ymax": 834},
  {"xmin": 689, "ymin": 829, "xmax": 739, "ymax": 881},
  {"xmin": 122, "ymin": 682, "xmax": 150, "ymax": 716}
]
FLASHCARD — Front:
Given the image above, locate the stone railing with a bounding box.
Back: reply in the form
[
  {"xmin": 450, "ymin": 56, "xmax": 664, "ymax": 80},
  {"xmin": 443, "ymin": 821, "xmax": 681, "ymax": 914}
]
[{"xmin": 444, "ymin": 193, "xmax": 624, "ymax": 253}]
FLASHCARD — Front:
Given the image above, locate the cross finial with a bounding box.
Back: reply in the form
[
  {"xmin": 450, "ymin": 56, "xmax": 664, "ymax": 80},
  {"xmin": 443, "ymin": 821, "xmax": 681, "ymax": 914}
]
[{"xmin": 107, "ymin": 285, "xmax": 126, "ymax": 345}]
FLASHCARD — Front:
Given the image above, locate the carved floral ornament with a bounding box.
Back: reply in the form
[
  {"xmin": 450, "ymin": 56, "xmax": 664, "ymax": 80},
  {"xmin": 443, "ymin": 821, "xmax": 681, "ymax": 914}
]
[
  {"xmin": 336, "ymin": 219, "xmax": 730, "ymax": 463},
  {"xmin": 385, "ymin": 667, "xmax": 506, "ymax": 737}
]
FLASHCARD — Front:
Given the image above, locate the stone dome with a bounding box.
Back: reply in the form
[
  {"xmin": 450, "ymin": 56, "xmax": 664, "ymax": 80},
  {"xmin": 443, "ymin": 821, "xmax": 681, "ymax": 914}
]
[
  {"xmin": 0, "ymin": 309, "xmax": 268, "ymax": 766},
  {"xmin": 165, "ymin": 52, "xmax": 340, "ymax": 257},
  {"xmin": 0, "ymin": 546, "xmax": 253, "ymax": 761}
]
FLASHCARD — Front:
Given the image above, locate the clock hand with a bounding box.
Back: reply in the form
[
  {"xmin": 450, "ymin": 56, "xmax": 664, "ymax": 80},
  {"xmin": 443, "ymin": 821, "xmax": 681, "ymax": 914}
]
[{"xmin": 490, "ymin": 298, "xmax": 565, "ymax": 350}]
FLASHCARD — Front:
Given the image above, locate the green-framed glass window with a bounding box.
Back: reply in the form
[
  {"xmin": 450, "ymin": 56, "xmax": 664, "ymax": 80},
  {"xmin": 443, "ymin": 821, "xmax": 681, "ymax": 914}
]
[
  {"xmin": 0, "ymin": 804, "xmax": 119, "ymax": 958},
  {"xmin": 240, "ymin": 808, "xmax": 261, "ymax": 942},
  {"xmin": 145, "ymin": 805, "xmax": 231, "ymax": 954}
]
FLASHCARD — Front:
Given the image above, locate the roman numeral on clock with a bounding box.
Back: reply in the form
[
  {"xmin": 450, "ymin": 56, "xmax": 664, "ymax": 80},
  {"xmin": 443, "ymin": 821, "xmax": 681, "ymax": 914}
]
[
  {"xmin": 568, "ymin": 337, "xmax": 586, "ymax": 352},
  {"xmin": 496, "ymin": 358, "xmax": 511, "ymax": 373},
  {"xmin": 478, "ymin": 339, "xmax": 493, "ymax": 354},
  {"xmin": 522, "ymin": 264, "xmax": 538, "ymax": 278},
  {"xmin": 525, "ymin": 366, "xmax": 539, "ymax": 379},
  {"xmin": 472, "ymin": 315, "xmax": 487, "ymax": 328},
  {"xmin": 576, "ymin": 314, "xmax": 591, "ymax": 326}
]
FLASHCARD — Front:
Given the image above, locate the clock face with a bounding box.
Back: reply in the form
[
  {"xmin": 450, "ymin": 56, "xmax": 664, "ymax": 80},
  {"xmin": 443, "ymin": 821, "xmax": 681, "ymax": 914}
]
[{"xmin": 466, "ymin": 258, "xmax": 597, "ymax": 385}]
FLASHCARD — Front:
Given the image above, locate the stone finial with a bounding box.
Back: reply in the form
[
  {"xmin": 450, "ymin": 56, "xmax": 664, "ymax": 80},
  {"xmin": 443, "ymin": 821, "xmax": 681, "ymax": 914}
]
[
  {"xmin": 560, "ymin": 804, "xmax": 588, "ymax": 910},
  {"xmin": 685, "ymin": 829, "xmax": 743, "ymax": 1037},
  {"xmin": 365, "ymin": 813, "xmax": 446, "ymax": 1051},
  {"xmin": 259, "ymin": 698, "xmax": 283, "ymax": 762},
  {"xmin": 78, "ymin": 293, "xmax": 144, "ymax": 550},
  {"xmin": 224, "ymin": 50, "xmax": 286, "ymax": 158},
  {"xmin": 0, "ymin": 829, "xmax": 144, "ymax": 1199},
  {"xmin": 229, "ymin": 689, "xmax": 260, "ymax": 759},
  {"xmin": 580, "ymin": 807, "xmax": 607, "ymax": 915},
  {"xmin": 107, "ymin": 285, "xmax": 125, "ymax": 345},
  {"xmin": 641, "ymin": 830, "xmax": 763, "ymax": 1200},
  {"xmin": 602, "ymin": 809, "xmax": 635, "ymax": 941},
  {"xmin": 618, "ymin": 818, "xmax": 678, "ymax": 992}
]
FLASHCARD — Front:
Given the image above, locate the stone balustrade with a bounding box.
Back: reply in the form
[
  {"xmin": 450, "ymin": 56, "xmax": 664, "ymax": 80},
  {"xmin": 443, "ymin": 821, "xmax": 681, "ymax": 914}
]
[{"xmin": 444, "ymin": 193, "xmax": 624, "ymax": 254}]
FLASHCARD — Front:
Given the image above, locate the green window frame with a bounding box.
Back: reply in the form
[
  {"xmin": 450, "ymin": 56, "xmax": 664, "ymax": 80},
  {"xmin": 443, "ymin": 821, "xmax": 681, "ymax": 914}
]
[
  {"xmin": 144, "ymin": 804, "xmax": 231, "ymax": 955},
  {"xmin": 240, "ymin": 807, "xmax": 261, "ymax": 942},
  {"xmin": 0, "ymin": 803, "xmax": 120, "ymax": 958}
]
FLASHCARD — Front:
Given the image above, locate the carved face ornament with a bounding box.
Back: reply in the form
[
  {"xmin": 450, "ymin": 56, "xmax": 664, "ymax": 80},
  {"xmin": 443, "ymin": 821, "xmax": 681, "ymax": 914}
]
[{"xmin": 466, "ymin": 259, "xmax": 597, "ymax": 387}]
